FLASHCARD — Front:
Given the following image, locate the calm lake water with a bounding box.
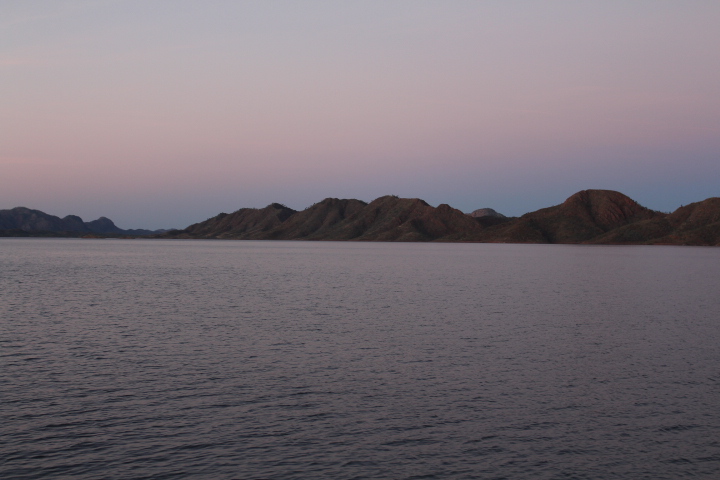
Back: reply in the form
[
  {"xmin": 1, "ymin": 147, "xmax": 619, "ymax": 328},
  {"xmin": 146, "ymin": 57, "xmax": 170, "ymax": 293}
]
[{"xmin": 1, "ymin": 239, "xmax": 719, "ymax": 479}]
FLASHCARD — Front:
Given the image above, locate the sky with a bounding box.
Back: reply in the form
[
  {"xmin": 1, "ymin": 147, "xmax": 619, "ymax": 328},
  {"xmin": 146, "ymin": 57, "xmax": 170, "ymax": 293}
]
[{"xmin": 2, "ymin": 1, "xmax": 719, "ymax": 229}]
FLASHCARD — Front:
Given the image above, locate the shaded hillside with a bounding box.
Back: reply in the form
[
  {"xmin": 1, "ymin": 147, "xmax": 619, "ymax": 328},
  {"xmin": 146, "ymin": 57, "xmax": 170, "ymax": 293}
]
[
  {"xmin": 264, "ymin": 198, "xmax": 368, "ymax": 240},
  {"xmin": 590, "ymin": 197, "xmax": 720, "ymax": 246},
  {"xmin": 657, "ymin": 197, "xmax": 720, "ymax": 245},
  {"xmin": 0, "ymin": 207, "xmax": 82, "ymax": 232},
  {"xmin": 466, "ymin": 208, "xmax": 511, "ymax": 229},
  {"xmin": 314, "ymin": 196, "xmax": 486, "ymax": 241},
  {"xmin": 0, "ymin": 207, "xmax": 159, "ymax": 236},
  {"xmin": 86, "ymin": 217, "xmax": 124, "ymax": 234},
  {"xmin": 156, "ymin": 190, "xmax": 719, "ymax": 245},
  {"xmin": 477, "ymin": 190, "xmax": 664, "ymax": 244},
  {"xmin": 164, "ymin": 203, "xmax": 297, "ymax": 239},
  {"xmin": 468, "ymin": 208, "xmax": 505, "ymax": 218},
  {"xmin": 8, "ymin": 191, "xmax": 719, "ymax": 245},
  {"xmin": 159, "ymin": 196, "xmax": 488, "ymax": 242}
]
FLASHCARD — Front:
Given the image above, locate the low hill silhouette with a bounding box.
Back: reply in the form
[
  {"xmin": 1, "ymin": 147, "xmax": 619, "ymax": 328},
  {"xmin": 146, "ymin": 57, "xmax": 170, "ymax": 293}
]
[
  {"xmin": 158, "ymin": 189, "xmax": 719, "ymax": 245},
  {"xmin": 162, "ymin": 195, "xmax": 493, "ymax": 242},
  {"xmin": 476, "ymin": 190, "xmax": 664, "ymax": 243},
  {"xmin": 265, "ymin": 198, "xmax": 368, "ymax": 240},
  {"xmin": 588, "ymin": 197, "xmax": 720, "ymax": 246},
  {"xmin": 5, "ymin": 190, "xmax": 719, "ymax": 245},
  {"xmin": 316, "ymin": 196, "xmax": 487, "ymax": 241},
  {"xmin": 0, "ymin": 207, "xmax": 162, "ymax": 237},
  {"xmin": 167, "ymin": 203, "xmax": 297, "ymax": 239}
]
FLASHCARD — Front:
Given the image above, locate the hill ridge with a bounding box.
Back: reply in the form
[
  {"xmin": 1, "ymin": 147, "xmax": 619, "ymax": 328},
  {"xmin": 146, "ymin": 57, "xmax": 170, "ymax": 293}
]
[
  {"xmin": 160, "ymin": 189, "xmax": 719, "ymax": 245},
  {"xmin": 0, "ymin": 207, "xmax": 163, "ymax": 237},
  {"xmin": 4, "ymin": 190, "xmax": 719, "ymax": 245}
]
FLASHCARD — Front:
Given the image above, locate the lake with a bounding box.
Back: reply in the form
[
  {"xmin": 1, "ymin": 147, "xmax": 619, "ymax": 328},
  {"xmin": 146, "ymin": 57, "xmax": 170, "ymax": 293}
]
[{"xmin": 1, "ymin": 239, "xmax": 719, "ymax": 479}]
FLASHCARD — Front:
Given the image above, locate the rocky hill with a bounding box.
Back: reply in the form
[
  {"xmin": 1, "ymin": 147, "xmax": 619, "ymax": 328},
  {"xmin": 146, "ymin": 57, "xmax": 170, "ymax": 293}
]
[
  {"xmin": 264, "ymin": 198, "xmax": 368, "ymax": 240},
  {"xmin": 5, "ymin": 190, "xmax": 719, "ymax": 245},
  {"xmin": 168, "ymin": 203, "xmax": 297, "ymax": 239},
  {"xmin": 587, "ymin": 197, "xmax": 720, "ymax": 246},
  {"xmin": 476, "ymin": 190, "xmax": 665, "ymax": 243},
  {"xmin": 160, "ymin": 190, "xmax": 719, "ymax": 245},
  {"xmin": 468, "ymin": 208, "xmax": 505, "ymax": 218},
  {"xmin": 0, "ymin": 207, "xmax": 161, "ymax": 237},
  {"xmin": 325, "ymin": 196, "xmax": 487, "ymax": 241},
  {"xmin": 162, "ymin": 196, "xmax": 495, "ymax": 242}
]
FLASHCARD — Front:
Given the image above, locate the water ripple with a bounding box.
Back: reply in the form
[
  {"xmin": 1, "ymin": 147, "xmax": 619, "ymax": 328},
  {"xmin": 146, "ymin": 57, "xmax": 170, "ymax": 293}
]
[{"xmin": 1, "ymin": 239, "xmax": 720, "ymax": 479}]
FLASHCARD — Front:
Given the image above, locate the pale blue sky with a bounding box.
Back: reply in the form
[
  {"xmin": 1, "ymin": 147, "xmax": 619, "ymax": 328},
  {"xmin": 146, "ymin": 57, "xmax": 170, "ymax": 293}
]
[{"xmin": 2, "ymin": 1, "xmax": 719, "ymax": 228}]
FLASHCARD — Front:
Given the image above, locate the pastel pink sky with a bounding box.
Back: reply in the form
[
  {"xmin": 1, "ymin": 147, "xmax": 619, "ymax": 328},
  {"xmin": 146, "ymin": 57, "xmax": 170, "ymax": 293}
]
[{"xmin": 2, "ymin": 1, "xmax": 719, "ymax": 229}]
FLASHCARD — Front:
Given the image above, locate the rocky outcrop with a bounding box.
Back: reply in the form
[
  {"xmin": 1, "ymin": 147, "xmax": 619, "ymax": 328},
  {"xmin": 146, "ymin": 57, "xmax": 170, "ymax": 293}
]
[{"xmin": 468, "ymin": 208, "xmax": 505, "ymax": 218}]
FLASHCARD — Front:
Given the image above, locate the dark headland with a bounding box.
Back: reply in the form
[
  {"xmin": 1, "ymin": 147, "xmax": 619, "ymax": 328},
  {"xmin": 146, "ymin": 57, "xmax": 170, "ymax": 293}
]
[{"xmin": 3, "ymin": 190, "xmax": 719, "ymax": 245}]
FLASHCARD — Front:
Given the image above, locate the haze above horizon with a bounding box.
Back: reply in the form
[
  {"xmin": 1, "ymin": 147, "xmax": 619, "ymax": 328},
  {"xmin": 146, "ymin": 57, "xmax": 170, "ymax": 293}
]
[{"xmin": 2, "ymin": 1, "xmax": 719, "ymax": 230}]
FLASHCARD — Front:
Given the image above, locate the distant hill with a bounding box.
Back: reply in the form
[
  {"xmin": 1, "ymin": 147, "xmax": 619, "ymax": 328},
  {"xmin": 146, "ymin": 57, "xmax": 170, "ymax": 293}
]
[
  {"xmin": 264, "ymin": 198, "xmax": 368, "ymax": 240},
  {"xmin": 586, "ymin": 197, "xmax": 720, "ymax": 246},
  {"xmin": 161, "ymin": 195, "xmax": 495, "ymax": 242},
  {"xmin": 0, "ymin": 207, "xmax": 163, "ymax": 237},
  {"xmin": 5, "ymin": 190, "xmax": 719, "ymax": 245},
  {"xmin": 475, "ymin": 190, "xmax": 664, "ymax": 244},
  {"xmin": 159, "ymin": 190, "xmax": 720, "ymax": 246},
  {"xmin": 171, "ymin": 203, "xmax": 298, "ymax": 240},
  {"xmin": 466, "ymin": 208, "xmax": 510, "ymax": 228},
  {"xmin": 315, "ymin": 196, "xmax": 486, "ymax": 241},
  {"xmin": 468, "ymin": 208, "xmax": 505, "ymax": 218}
]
